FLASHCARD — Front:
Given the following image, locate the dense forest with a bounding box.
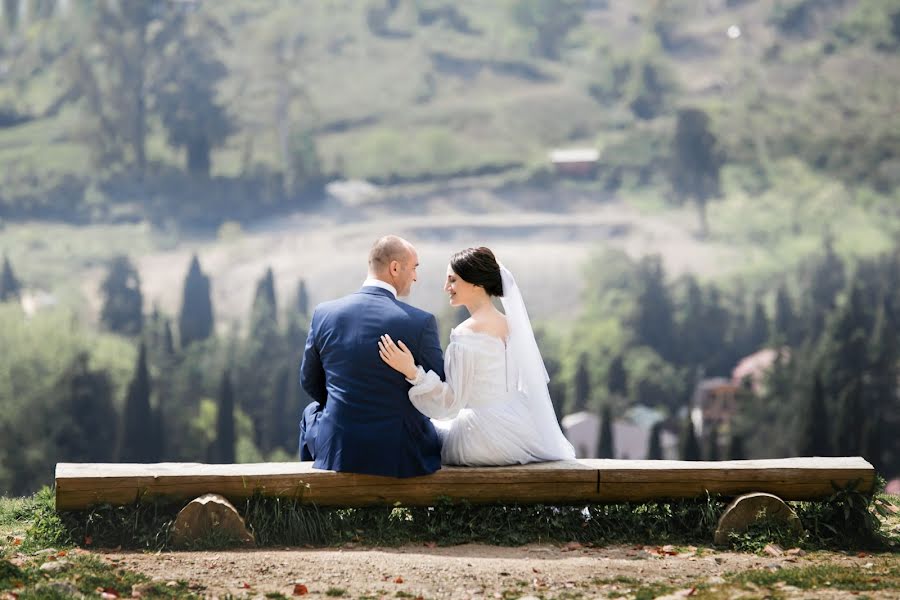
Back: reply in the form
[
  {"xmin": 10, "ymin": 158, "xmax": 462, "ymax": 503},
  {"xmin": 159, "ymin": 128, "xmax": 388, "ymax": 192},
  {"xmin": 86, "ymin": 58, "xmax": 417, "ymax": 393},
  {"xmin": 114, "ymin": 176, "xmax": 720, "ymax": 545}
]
[{"xmin": 1, "ymin": 0, "xmax": 898, "ymax": 495}]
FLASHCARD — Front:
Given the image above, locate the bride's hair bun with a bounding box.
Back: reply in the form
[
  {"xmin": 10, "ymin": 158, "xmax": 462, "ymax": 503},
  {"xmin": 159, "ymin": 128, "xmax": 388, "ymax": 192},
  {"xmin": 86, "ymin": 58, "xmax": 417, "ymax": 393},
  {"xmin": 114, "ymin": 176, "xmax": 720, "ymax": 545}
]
[{"xmin": 450, "ymin": 247, "xmax": 503, "ymax": 297}]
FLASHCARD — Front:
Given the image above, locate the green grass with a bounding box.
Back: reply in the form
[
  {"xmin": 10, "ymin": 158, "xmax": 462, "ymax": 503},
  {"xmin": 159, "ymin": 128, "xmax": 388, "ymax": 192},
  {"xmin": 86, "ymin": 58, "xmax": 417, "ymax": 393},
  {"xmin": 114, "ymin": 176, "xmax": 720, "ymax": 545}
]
[
  {"xmin": 4, "ymin": 481, "xmax": 895, "ymax": 553},
  {"xmin": 732, "ymin": 563, "xmax": 900, "ymax": 592},
  {"xmin": 0, "ymin": 553, "xmax": 199, "ymax": 599}
]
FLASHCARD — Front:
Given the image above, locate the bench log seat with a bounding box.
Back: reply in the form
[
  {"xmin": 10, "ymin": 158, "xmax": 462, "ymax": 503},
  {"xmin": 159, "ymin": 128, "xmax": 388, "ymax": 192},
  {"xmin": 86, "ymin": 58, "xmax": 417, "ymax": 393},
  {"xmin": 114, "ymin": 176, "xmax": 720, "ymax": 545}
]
[{"xmin": 54, "ymin": 457, "xmax": 875, "ymax": 511}]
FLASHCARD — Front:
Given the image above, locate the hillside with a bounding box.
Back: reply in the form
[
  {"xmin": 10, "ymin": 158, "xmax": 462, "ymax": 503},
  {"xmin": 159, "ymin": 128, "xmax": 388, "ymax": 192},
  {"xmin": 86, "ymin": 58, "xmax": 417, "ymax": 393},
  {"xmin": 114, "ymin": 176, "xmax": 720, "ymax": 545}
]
[{"xmin": 0, "ymin": 0, "xmax": 898, "ymax": 224}]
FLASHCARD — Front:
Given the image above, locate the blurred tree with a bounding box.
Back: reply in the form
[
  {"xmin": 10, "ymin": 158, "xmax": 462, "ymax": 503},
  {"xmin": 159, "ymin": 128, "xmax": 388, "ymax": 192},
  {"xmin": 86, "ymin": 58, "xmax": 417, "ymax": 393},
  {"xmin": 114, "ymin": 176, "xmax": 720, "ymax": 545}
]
[
  {"xmin": 287, "ymin": 130, "xmax": 322, "ymax": 194},
  {"xmin": 0, "ymin": 254, "xmax": 21, "ymax": 301},
  {"xmin": 818, "ymin": 276, "xmax": 871, "ymax": 406},
  {"xmin": 727, "ymin": 432, "xmax": 746, "ymax": 460},
  {"xmin": 773, "ymin": 284, "xmax": 797, "ymax": 345},
  {"xmin": 747, "ymin": 301, "xmax": 769, "ymax": 353},
  {"xmin": 511, "ymin": 0, "xmax": 584, "ymax": 60},
  {"xmin": 670, "ymin": 108, "xmax": 723, "ymax": 237},
  {"xmin": 66, "ymin": 1, "xmax": 231, "ymax": 177},
  {"xmin": 99, "ymin": 255, "xmax": 144, "ymax": 336},
  {"xmin": 214, "ymin": 369, "xmax": 236, "ymax": 463},
  {"xmin": 573, "ymin": 352, "xmax": 591, "ymax": 412},
  {"xmin": 632, "ymin": 255, "xmax": 676, "ymax": 362},
  {"xmin": 178, "ymin": 254, "xmax": 214, "ymax": 348},
  {"xmin": 295, "ymin": 279, "xmax": 310, "ymax": 318},
  {"xmin": 597, "ymin": 403, "xmax": 614, "ymax": 458},
  {"xmin": 2, "ymin": 0, "xmax": 18, "ymax": 31},
  {"xmin": 626, "ymin": 346, "xmax": 685, "ymax": 411},
  {"xmin": 118, "ymin": 343, "xmax": 156, "ymax": 462},
  {"xmin": 545, "ymin": 352, "xmax": 566, "ymax": 425},
  {"xmin": 647, "ymin": 422, "xmax": 664, "ymax": 459},
  {"xmin": 607, "ymin": 354, "xmax": 628, "ymax": 397},
  {"xmin": 53, "ymin": 353, "xmax": 117, "ymax": 463},
  {"xmin": 678, "ymin": 414, "xmax": 701, "ymax": 460},
  {"xmin": 676, "ymin": 274, "xmax": 705, "ymax": 366},
  {"xmin": 705, "ymin": 424, "xmax": 720, "ymax": 461},
  {"xmin": 803, "ymin": 235, "xmax": 846, "ymax": 340},
  {"xmin": 626, "ymin": 49, "xmax": 677, "ymax": 120},
  {"xmin": 699, "ymin": 287, "xmax": 733, "ymax": 376},
  {"xmin": 156, "ymin": 13, "xmax": 233, "ymax": 177},
  {"xmin": 799, "ymin": 373, "xmax": 831, "ymax": 456},
  {"xmin": 834, "ymin": 378, "xmax": 865, "ymax": 456},
  {"xmin": 68, "ymin": 2, "xmax": 177, "ymax": 173}
]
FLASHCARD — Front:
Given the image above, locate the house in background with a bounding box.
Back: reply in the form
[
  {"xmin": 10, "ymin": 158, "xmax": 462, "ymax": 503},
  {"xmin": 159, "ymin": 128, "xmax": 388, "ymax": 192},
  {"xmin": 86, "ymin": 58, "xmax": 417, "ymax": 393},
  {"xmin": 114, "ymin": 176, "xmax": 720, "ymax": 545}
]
[
  {"xmin": 691, "ymin": 377, "xmax": 740, "ymax": 438},
  {"xmin": 549, "ymin": 148, "xmax": 599, "ymax": 178},
  {"xmin": 732, "ymin": 347, "xmax": 789, "ymax": 395},
  {"xmin": 561, "ymin": 405, "xmax": 678, "ymax": 460}
]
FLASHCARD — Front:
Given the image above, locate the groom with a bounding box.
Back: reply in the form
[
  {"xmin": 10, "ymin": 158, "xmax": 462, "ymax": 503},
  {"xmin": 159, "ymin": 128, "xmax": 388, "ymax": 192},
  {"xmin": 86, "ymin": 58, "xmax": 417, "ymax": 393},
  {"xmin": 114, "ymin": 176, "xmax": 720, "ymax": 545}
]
[{"xmin": 298, "ymin": 235, "xmax": 445, "ymax": 477}]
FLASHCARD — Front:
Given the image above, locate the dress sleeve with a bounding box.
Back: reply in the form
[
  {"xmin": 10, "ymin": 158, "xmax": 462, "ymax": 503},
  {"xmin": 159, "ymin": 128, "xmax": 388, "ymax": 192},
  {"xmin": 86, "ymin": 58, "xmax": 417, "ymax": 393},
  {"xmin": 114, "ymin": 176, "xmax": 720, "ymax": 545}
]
[{"xmin": 406, "ymin": 341, "xmax": 474, "ymax": 420}]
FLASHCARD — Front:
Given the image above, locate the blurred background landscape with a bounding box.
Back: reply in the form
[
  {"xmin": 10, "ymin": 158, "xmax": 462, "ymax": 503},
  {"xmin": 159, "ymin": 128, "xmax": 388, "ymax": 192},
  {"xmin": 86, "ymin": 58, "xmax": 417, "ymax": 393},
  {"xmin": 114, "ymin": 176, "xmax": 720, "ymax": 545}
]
[{"xmin": 0, "ymin": 0, "xmax": 898, "ymax": 496}]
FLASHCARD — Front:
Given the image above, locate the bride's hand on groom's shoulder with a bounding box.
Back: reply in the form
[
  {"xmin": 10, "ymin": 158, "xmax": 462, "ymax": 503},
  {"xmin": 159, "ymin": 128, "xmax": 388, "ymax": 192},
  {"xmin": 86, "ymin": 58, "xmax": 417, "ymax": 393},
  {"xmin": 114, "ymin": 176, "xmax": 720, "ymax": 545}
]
[{"xmin": 378, "ymin": 334, "xmax": 418, "ymax": 380}]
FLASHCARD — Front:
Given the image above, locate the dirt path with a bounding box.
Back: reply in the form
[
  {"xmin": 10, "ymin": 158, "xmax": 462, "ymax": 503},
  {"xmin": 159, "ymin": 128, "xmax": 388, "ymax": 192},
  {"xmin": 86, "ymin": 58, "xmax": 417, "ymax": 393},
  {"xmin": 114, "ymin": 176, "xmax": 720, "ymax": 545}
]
[
  {"xmin": 104, "ymin": 543, "xmax": 900, "ymax": 599},
  {"xmin": 79, "ymin": 191, "xmax": 733, "ymax": 327}
]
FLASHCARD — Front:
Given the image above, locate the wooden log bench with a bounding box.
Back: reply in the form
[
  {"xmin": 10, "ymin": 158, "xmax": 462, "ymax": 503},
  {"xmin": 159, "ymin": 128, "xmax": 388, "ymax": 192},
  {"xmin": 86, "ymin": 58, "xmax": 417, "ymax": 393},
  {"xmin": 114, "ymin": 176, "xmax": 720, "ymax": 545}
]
[{"xmin": 55, "ymin": 456, "xmax": 875, "ymax": 511}]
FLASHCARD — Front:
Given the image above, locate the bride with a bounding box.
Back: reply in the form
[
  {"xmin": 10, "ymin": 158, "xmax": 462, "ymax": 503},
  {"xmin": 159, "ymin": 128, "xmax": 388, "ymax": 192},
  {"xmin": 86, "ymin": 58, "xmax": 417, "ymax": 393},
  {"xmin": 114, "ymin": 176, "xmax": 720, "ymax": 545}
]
[{"xmin": 378, "ymin": 246, "xmax": 575, "ymax": 466}]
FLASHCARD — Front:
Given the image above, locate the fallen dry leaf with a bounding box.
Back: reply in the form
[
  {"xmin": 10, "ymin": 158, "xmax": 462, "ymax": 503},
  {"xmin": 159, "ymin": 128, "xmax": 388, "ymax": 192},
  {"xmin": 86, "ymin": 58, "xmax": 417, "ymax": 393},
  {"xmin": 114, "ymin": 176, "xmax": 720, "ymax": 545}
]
[
  {"xmin": 394, "ymin": 576, "xmax": 404, "ymax": 584},
  {"xmin": 293, "ymin": 584, "xmax": 308, "ymax": 596}
]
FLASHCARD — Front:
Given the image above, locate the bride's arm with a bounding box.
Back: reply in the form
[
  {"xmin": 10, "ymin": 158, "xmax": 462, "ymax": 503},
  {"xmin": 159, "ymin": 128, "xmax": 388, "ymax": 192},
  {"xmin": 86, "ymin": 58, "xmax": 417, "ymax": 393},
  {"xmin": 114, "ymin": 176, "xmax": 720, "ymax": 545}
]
[{"xmin": 378, "ymin": 335, "xmax": 471, "ymax": 420}]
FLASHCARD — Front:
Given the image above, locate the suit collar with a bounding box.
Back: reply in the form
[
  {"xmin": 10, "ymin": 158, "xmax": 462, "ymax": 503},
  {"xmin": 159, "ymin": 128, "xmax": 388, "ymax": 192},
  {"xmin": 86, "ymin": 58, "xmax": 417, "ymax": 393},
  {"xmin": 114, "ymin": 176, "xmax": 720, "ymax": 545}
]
[
  {"xmin": 359, "ymin": 285, "xmax": 397, "ymax": 300},
  {"xmin": 361, "ymin": 278, "xmax": 398, "ymax": 298}
]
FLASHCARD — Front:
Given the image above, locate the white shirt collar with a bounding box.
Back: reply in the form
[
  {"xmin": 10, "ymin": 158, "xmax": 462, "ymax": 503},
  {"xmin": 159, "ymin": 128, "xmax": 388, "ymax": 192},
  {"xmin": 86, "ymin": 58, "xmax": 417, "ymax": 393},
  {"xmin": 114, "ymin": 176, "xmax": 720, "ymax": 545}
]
[{"xmin": 362, "ymin": 278, "xmax": 398, "ymax": 299}]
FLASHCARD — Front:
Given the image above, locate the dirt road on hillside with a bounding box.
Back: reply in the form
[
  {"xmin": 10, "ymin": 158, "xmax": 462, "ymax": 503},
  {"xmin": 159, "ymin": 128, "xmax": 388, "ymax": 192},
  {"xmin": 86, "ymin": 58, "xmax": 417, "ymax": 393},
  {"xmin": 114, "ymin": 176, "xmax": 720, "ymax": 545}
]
[{"xmin": 84, "ymin": 191, "xmax": 736, "ymax": 328}]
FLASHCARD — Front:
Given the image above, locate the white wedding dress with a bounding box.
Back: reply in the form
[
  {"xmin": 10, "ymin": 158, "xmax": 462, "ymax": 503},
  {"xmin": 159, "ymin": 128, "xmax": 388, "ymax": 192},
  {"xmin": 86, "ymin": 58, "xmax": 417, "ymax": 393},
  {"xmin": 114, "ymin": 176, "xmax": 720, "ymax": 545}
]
[{"xmin": 405, "ymin": 266, "xmax": 576, "ymax": 466}]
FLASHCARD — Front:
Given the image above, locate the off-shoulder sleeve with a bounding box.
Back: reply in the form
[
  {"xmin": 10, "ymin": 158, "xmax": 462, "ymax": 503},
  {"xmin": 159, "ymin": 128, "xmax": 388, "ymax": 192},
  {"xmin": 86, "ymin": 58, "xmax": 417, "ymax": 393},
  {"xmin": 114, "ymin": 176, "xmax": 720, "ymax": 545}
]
[{"xmin": 406, "ymin": 341, "xmax": 475, "ymax": 420}]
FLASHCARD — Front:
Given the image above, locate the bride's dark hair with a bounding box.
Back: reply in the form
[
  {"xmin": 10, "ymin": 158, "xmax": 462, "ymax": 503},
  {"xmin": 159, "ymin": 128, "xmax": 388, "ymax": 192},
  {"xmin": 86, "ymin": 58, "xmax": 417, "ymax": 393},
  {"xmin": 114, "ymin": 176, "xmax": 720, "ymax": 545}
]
[{"xmin": 450, "ymin": 247, "xmax": 504, "ymax": 297}]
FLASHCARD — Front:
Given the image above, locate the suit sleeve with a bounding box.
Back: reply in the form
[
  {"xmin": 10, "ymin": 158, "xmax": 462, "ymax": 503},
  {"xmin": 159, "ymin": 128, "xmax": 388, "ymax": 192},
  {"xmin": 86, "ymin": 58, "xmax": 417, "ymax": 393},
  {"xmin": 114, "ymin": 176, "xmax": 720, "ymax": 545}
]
[
  {"xmin": 417, "ymin": 313, "xmax": 445, "ymax": 381},
  {"xmin": 300, "ymin": 307, "xmax": 327, "ymax": 405}
]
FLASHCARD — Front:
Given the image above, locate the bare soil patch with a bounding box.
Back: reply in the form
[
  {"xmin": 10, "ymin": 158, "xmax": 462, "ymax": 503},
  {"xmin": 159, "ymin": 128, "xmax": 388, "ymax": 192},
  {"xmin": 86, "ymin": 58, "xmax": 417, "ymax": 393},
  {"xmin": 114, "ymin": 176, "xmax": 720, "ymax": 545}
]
[{"xmin": 102, "ymin": 542, "xmax": 900, "ymax": 599}]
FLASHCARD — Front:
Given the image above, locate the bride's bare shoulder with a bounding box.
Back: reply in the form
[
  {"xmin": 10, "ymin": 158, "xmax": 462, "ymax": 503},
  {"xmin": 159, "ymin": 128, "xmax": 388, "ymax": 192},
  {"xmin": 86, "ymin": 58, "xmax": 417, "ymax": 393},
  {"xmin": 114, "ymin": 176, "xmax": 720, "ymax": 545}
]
[{"xmin": 465, "ymin": 312, "xmax": 508, "ymax": 340}]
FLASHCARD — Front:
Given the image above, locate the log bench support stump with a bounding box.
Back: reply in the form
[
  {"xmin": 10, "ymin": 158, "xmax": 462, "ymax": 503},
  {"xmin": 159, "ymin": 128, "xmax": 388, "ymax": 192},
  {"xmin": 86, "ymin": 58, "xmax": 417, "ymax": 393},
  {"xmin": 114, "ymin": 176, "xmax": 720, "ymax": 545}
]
[
  {"xmin": 713, "ymin": 492, "xmax": 804, "ymax": 546},
  {"xmin": 171, "ymin": 493, "xmax": 254, "ymax": 548}
]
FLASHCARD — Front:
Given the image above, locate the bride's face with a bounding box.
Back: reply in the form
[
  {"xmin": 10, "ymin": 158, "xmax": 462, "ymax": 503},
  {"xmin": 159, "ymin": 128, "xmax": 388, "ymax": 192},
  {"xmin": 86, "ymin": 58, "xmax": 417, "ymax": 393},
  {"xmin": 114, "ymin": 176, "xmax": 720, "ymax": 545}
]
[{"xmin": 444, "ymin": 266, "xmax": 480, "ymax": 307}]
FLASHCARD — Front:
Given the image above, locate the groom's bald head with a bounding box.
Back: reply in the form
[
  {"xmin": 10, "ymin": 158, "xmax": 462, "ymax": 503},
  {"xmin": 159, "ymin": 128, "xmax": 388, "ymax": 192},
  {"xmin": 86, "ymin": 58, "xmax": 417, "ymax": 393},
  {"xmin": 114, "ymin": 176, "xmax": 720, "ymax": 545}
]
[{"xmin": 368, "ymin": 235, "xmax": 419, "ymax": 296}]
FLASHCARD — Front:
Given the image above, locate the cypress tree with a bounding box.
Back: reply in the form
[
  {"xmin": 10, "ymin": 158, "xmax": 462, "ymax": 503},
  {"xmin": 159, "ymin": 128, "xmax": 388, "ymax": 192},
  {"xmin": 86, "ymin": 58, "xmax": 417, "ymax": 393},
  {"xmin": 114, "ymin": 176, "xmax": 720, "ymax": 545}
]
[
  {"xmin": 727, "ymin": 432, "xmax": 746, "ymax": 460},
  {"xmin": 647, "ymin": 422, "xmax": 663, "ymax": 460},
  {"xmin": 215, "ymin": 370, "xmax": 236, "ymax": 464},
  {"xmin": 0, "ymin": 254, "xmax": 21, "ymax": 301},
  {"xmin": 834, "ymin": 378, "xmax": 865, "ymax": 456},
  {"xmin": 747, "ymin": 301, "xmax": 769, "ymax": 352},
  {"xmin": 633, "ymin": 255, "xmax": 676, "ymax": 362},
  {"xmin": 597, "ymin": 404, "xmax": 614, "ymax": 458},
  {"xmin": 178, "ymin": 254, "xmax": 214, "ymax": 347},
  {"xmin": 861, "ymin": 416, "xmax": 883, "ymax": 474},
  {"xmin": 805, "ymin": 235, "xmax": 846, "ymax": 339},
  {"xmin": 678, "ymin": 275, "xmax": 706, "ymax": 366},
  {"xmin": 119, "ymin": 343, "xmax": 154, "ymax": 462},
  {"xmin": 679, "ymin": 414, "xmax": 701, "ymax": 460},
  {"xmin": 250, "ymin": 267, "xmax": 279, "ymax": 344},
  {"xmin": 705, "ymin": 424, "xmax": 720, "ymax": 461},
  {"xmin": 296, "ymin": 279, "xmax": 310, "ymax": 318},
  {"xmin": 53, "ymin": 353, "xmax": 117, "ymax": 462},
  {"xmin": 607, "ymin": 354, "xmax": 628, "ymax": 397},
  {"xmin": 100, "ymin": 255, "xmax": 144, "ymax": 335},
  {"xmin": 573, "ymin": 353, "xmax": 591, "ymax": 413},
  {"xmin": 799, "ymin": 373, "xmax": 830, "ymax": 456},
  {"xmin": 773, "ymin": 284, "xmax": 795, "ymax": 345}
]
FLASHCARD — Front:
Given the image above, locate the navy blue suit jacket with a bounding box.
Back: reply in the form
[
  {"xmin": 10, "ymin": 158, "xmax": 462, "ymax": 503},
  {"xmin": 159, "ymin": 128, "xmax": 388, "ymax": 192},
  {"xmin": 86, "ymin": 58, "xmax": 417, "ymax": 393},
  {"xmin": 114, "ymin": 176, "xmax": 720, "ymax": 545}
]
[{"xmin": 299, "ymin": 286, "xmax": 445, "ymax": 478}]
